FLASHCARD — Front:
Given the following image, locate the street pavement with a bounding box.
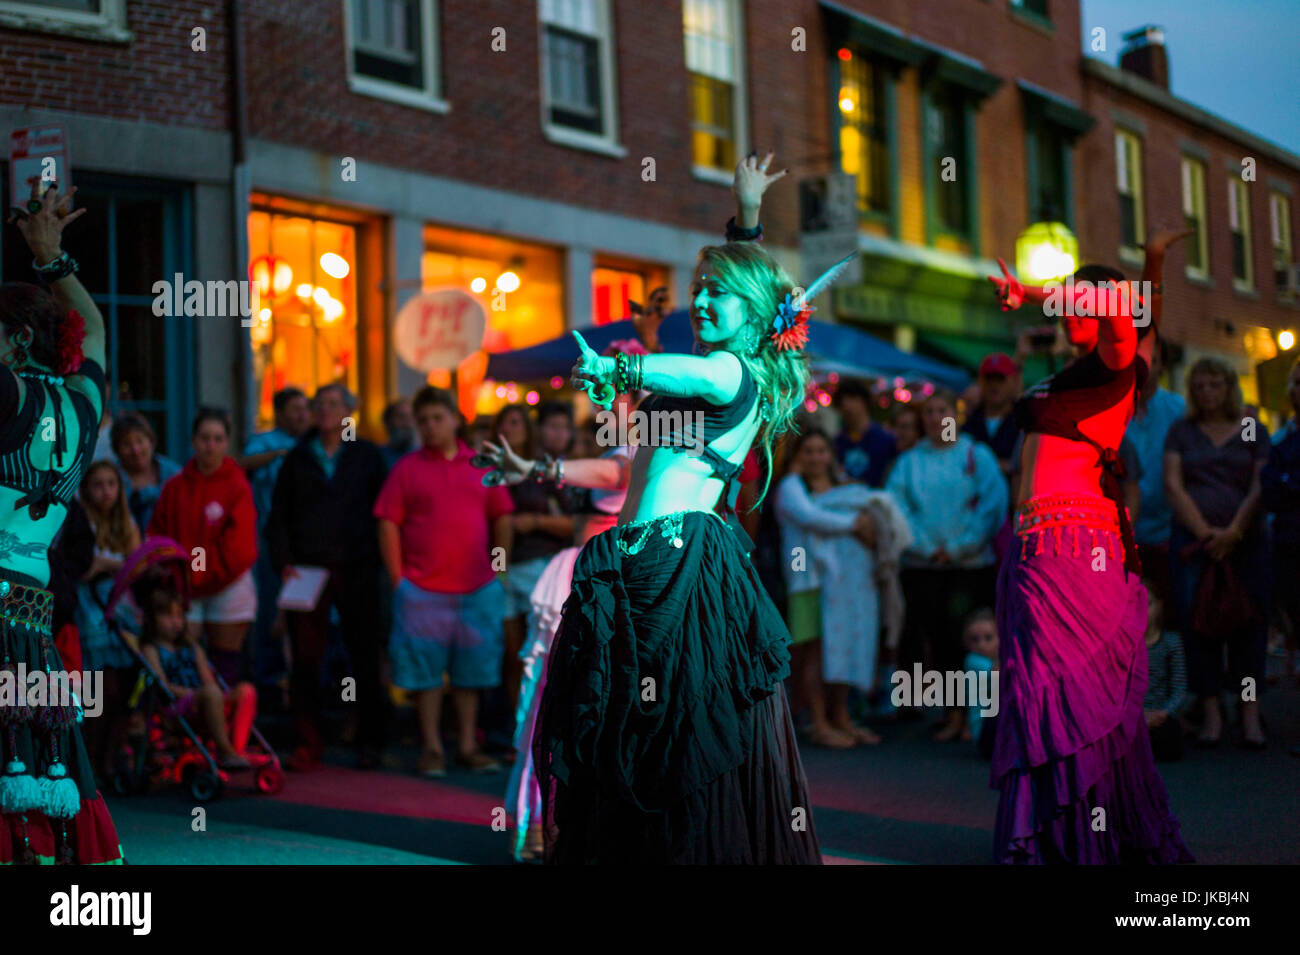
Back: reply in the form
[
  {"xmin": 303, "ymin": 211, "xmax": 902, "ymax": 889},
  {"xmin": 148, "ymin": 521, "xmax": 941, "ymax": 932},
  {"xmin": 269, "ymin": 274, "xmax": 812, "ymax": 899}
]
[{"xmin": 106, "ymin": 666, "xmax": 1300, "ymax": 865}]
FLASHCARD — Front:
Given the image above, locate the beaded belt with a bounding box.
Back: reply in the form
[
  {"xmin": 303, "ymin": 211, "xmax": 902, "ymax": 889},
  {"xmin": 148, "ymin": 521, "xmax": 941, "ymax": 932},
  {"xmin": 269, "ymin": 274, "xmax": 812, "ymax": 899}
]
[
  {"xmin": 0, "ymin": 578, "xmax": 54, "ymax": 634},
  {"xmin": 616, "ymin": 508, "xmax": 725, "ymax": 556},
  {"xmin": 1015, "ymin": 493, "xmax": 1124, "ymax": 562}
]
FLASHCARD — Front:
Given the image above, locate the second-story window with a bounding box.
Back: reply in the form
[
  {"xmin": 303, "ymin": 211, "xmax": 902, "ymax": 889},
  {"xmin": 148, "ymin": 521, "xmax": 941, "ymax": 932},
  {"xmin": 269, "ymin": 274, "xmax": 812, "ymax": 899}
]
[
  {"xmin": 540, "ymin": 0, "xmax": 618, "ymax": 146},
  {"xmin": 683, "ymin": 0, "xmax": 747, "ymax": 177},
  {"xmin": 1228, "ymin": 176, "xmax": 1253, "ymax": 289},
  {"xmin": 347, "ymin": 0, "xmax": 443, "ymax": 107},
  {"xmin": 1181, "ymin": 156, "xmax": 1208, "ymax": 277},
  {"xmin": 1115, "ymin": 129, "xmax": 1144, "ymax": 255},
  {"xmin": 927, "ymin": 84, "xmax": 971, "ymax": 239},
  {"xmin": 838, "ymin": 50, "xmax": 889, "ymax": 218},
  {"xmin": 1270, "ymin": 191, "xmax": 1292, "ymax": 294},
  {"xmin": 1011, "ymin": 0, "xmax": 1050, "ymax": 17}
]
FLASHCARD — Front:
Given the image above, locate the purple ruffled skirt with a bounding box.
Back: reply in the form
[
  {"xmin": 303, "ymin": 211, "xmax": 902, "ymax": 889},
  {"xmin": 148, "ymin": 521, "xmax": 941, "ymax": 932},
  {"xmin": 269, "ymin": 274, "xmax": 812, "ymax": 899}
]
[{"xmin": 991, "ymin": 531, "xmax": 1194, "ymax": 864}]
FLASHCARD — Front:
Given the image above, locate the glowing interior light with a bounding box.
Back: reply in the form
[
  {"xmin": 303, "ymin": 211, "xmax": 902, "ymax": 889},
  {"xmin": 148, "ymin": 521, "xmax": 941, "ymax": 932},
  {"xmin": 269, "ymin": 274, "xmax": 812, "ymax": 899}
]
[
  {"xmin": 839, "ymin": 97, "xmax": 854, "ymax": 113},
  {"xmin": 273, "ymin": 261, "xmax": 294, "ymax": 295},
  {"xmin": 1279, "ymin": 330, "xmax": 1296, "ymax": 350},
  {"xmin": 323, "ymin": 298, "xmax": 345, "ymax": 322},
  {"xmin": 259, "ymin": 308, "xmax": 272, "ymax": 321},
  {"xmin": 319, "ymin": 253, "xmax": 350, "ymax": 279},
  {"xmin": 471, "ymin": 277, "xmax": 488, "ymax": 293},
  {"xmin": 296, "ymin": 284, "xmax": 314, "ymax": 300},
  {"xmin": 312, "ymin": 287, "xmax": 330, "ymax": 306},
  {"xmin": 496, "ymin": 271, "xmax": 521, "ymax": 293},
  {"xmin": 526, "ymin": 391, "xmax": 540, "ymax": 405}
]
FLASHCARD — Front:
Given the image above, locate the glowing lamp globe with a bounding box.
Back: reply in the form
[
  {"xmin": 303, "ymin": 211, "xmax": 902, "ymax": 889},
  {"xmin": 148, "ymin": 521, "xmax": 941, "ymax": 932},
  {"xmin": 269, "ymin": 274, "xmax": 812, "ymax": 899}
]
[{"xmin": 1015, "ymin": 222, "xmax": 1079, "ymax": 285}]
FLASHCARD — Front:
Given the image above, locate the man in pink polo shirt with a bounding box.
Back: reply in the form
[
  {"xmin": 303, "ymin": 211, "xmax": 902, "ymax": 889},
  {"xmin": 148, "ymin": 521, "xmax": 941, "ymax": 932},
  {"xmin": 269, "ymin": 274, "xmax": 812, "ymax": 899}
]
[{"xmin": 374, "ymin": 386, "xmax": 514, "ymax": 777}]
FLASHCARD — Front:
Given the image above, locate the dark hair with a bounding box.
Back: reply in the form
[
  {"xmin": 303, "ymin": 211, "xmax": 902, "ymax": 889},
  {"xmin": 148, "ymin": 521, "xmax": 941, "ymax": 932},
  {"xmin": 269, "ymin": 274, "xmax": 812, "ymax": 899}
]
[
  {"xmin": 137, "ymin": 573, "xmax": 189, "ymax": 648},
  {"xmin": 1073, "ymin": 264, "xmax": 1125, "ymax": 285},
  {"xmin": 492, "ymin": 403, "xmax": 537, "ymax": 460},
  {"xmin": 191, "ymin": 406, "xmax": 232, "ymax": 438},
  {"xmin": 0, "ymin": 282, "xmax": 61, "ymax": 369},
  {"xmin": 411, "ymin": 385, "xmax": 458, "ymax": 417},
  {"xmin": 272, "ymin": 387, "xmax": 307, "ymax": 415},
  {"xmin": 961, "ymin": 606, "xmax": 996, "ymax": 634},
  {"xmin": 110, "ymin": 411, "xmax": 158, "ymax": 457},
  {"xmin": 892, "ymin": 404, "xmax": 922, "ymax": 430},
  {"xmin": 834, "ymin": 379, "xmax": 872, "ymax": 410},
  {"xmin": 381, "ymin": 398, "xmax": 409, "ymax": 431},
  {"xmin": 786, "ymin": 426, "xmax": 841, "ymax": 488},
  {"xmin": 536, "ymin": 401, "xmax": 574, "ymax": 427}
]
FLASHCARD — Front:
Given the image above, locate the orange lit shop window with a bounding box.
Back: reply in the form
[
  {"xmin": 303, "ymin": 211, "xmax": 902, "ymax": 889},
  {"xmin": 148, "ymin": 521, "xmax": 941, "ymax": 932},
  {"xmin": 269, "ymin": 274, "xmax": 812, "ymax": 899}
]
[
  {"xmin": 247, "ymin": 211, "xmax": 359, "ymax": 429},
  {"xmin": 592, "ymin": 267, "xmax": 646, "ymax": 325},
  {"xmin": 422, "ymin": 225, "xmax": 564, "ymax": 354}
]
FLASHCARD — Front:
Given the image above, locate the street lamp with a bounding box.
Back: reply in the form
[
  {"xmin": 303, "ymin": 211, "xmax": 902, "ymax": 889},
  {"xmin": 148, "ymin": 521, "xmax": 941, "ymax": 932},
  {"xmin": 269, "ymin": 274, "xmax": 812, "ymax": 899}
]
[{"xmin": 1015, "ymin": 221, "xmax": 1079, "ymax": 285}]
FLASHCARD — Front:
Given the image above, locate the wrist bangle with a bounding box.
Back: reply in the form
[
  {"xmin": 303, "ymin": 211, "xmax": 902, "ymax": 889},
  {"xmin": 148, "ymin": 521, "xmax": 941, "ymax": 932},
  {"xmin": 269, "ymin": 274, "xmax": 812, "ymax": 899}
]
[
  {"xmin": 33, "ymin": 251, "xmax": 78, "ymax": 283},
  {"xmin": 725, "ymin": 216, "xmax": 763, "ymax": 242}
]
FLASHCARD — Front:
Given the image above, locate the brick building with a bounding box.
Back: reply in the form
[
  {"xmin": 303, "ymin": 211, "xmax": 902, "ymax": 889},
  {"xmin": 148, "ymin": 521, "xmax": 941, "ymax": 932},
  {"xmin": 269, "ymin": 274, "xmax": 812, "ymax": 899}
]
[{"xmin": 2, "ymin": 0, "xmax": 1296, "ymax": 452}]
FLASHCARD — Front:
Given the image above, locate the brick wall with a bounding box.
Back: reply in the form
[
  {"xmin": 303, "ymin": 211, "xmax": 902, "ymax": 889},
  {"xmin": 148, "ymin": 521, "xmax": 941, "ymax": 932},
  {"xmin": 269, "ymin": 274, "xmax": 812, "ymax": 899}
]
[{"xmin": 0, "ymin": 1, "xmax": 230, "ymax": 128}]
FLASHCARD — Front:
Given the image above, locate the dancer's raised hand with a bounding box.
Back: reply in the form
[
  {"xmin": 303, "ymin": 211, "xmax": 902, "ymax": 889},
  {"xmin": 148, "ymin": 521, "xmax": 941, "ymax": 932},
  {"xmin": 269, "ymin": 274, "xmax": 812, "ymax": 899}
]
[
  {"xmin": 733, "ymin": 151, "xmax": 787, "ymax": 212},
  {"xmin": 478, "ymin": 435, "xmax": 532, "ymax": 485},
  {"xmin": 1141, "ymin": 226, "xmax": 1195, "ymax": 256},
  {"xmin": 570, "ymin": 330, "xmax": 615, "ymax": 409},
  {"xmin": 988, "ymin": 257, "xmax": 1025, "ymax": 311}
]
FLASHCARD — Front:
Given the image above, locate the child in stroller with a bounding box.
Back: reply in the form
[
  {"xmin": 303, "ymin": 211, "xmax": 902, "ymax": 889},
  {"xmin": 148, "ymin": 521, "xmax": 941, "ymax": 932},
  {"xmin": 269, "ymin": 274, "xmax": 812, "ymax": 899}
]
[{"xmin": 137, "ymin": 577, "xmax": 256, "ymax": 770}]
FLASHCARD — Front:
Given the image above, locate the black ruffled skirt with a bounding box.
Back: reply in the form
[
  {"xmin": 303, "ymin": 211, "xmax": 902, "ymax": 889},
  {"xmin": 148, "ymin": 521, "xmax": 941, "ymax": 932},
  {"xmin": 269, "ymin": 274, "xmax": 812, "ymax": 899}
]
[{"xmin": 533, "ymin": 509, "xmax": 821, "ymax": 864}]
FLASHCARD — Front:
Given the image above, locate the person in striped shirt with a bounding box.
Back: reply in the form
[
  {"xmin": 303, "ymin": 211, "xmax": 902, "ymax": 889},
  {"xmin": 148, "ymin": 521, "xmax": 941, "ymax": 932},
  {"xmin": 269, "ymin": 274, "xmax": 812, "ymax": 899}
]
[{"xmin": 1142, "ymin": 577, "xmax": 1189, "ymax": 761}]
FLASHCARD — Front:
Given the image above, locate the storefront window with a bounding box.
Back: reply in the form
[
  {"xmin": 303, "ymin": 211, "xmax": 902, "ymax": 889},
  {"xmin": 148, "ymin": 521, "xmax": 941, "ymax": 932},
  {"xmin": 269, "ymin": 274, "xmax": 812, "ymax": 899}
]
[
  {"xmin": 247, "ymin": 208, "xmax": 359, "ymax": 430},
  {"xmin": 422, "ymin": 224, "xmax": 564, "ymax": 353},
  {"xmin": 591, "ymin": 260, "xmax": 670, "ymax": 325}
]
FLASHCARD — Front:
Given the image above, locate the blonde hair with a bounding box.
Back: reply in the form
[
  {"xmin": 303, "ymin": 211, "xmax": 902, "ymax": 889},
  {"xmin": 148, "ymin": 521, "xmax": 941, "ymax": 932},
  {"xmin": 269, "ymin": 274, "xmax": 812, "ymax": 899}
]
[
  {"xmin": 695, "ymin": 243, "xmax": 811, "ymax": 506},
  {"xmin": 80, "ymin": 460, "xmax": 141, "ymax": 556},
  {"xmin": 1185, "ymin": 357, "xmax": 1242, "ymax": 421}
]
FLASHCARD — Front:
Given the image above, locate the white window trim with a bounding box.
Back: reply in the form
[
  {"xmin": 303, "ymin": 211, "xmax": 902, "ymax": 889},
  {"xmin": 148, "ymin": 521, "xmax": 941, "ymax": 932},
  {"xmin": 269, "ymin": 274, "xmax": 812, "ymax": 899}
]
[
  {"xmin": 0, "ymin": 0, "xmax": 130, "ymax": 42},
  {"xmin": 1181, "ymin": 156, "xmax": 1209, "ymax": 281},
  {"xmin": 538, "ymin": 0, "xmax": 622, "ymax": 152},
  {"xmin": 1116, "ymin": 130, "xmax": 1145, "ymax": 261},
  {"xmin": 343, "ymin": 0, "xmax": 449, "ymax": 114},
  {"xmin": 684, "ymin": 0, "xmax": 750, "ymax": 179}
]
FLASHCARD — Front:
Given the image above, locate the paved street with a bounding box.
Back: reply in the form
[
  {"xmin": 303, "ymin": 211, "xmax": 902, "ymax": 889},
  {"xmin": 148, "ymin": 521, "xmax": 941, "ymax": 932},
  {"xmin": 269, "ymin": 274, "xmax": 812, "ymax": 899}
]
[{"xmin": 106, "ymin": 666, "xmax": 1300, "ymax": 865}]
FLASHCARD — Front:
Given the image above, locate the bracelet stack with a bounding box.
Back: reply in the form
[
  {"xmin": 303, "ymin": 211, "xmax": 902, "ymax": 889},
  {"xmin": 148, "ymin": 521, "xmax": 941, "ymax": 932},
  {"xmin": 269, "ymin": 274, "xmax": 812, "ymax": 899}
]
[
  {"xmin": 528, "ymin": 454, "xmax": 565, "ymax": 485},
  {"xmin": 612, "ymin": 351, "xmax": 644, "ymax": 394},
  {"xmin": 32, "ymin": 251, "xmax": 78, "ymax": 284},
  {"xmin": 725, "ymin": 216, "xmax": 763, "ymax": 243}
]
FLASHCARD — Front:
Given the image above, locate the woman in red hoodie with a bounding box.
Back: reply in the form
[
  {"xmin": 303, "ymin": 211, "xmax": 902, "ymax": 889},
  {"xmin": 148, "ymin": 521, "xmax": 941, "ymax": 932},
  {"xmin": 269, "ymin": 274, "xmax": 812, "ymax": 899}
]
[{"xmin": 149, "ymin": 407, "xmax": 258, "ymax": 686}]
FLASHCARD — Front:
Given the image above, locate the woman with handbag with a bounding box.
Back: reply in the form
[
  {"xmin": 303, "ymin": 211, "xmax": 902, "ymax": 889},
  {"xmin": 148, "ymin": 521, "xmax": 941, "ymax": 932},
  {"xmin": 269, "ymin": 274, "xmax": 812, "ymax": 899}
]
[{"xmin": 1163, "ymin": 358, "xmax": 1271, "ymax": 749}]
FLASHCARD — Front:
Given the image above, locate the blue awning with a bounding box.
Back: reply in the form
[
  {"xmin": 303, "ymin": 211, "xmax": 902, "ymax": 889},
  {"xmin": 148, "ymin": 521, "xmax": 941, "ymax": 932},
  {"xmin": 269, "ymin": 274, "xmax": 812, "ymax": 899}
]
[{"xmin": 483, "ymin": 310, "xmax": 970, "ymax": 390}]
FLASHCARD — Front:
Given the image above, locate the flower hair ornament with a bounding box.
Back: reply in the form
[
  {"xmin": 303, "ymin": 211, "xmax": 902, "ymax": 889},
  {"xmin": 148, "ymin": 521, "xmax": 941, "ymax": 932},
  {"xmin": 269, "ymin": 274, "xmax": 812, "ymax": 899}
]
[
  {"xmin": 769, "ymin": 251, "xmax": 860, "ymax": 353},
  {"xmin": 55, "ymin": 309, "xmax": 86, "ymax": 375}
]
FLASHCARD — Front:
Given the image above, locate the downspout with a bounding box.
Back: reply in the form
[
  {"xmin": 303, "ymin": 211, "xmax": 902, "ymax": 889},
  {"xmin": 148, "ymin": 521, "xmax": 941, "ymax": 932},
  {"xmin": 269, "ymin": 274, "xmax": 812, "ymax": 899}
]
[{"xmin": 229, "ymin": 0, "xmax": 254, "ymax": 442}]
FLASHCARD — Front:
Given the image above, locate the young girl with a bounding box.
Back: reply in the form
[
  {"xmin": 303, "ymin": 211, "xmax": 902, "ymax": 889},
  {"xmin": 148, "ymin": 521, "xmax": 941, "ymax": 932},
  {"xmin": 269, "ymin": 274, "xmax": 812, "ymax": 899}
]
[
  {"xmin": 1142, "ymin": 579, "xmax": 1188, "ymax": 762},
  {"xmin": 138, "ymin": 579, "xmax": 257, "ymax": 770},
  {"xmin": 961, "ymin": 608, "xmax": 999, "ymax": 757},
  {"xmin": 76, "ymin": 460, "xmax": 142, "ymax": 779}
]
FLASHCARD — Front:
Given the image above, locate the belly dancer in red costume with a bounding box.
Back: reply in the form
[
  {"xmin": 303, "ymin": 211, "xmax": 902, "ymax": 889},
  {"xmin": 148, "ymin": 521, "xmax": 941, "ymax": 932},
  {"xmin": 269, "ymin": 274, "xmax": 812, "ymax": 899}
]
[
  {"xmin": 986, "ymin": 227, "xmax": 1196, "ymax": 864},
  {"xmin": 1, "ymin": 183, "xmax": 123, "ymax": 863}
]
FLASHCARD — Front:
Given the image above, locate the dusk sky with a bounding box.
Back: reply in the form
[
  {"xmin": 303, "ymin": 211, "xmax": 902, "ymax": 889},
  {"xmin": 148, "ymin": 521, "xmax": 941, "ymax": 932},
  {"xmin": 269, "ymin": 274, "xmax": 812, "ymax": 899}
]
[{"xmin": 1080, "ymin": 0, "xmax": 1300, "ymax": 154}]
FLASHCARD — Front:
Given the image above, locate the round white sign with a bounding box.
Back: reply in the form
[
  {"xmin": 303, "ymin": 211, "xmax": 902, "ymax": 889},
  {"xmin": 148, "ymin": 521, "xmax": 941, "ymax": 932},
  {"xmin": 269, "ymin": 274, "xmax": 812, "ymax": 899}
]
[{"xmin": 393, "ymin": 288, "xmax": 487, "ymax": 371}]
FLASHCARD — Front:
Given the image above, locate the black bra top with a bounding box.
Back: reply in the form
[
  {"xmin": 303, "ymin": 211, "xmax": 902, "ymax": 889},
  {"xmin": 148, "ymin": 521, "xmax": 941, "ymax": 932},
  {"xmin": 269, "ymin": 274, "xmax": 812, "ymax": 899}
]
[
  {"xmin": 0, "ymin": 359, "xmax": 106, "ymax": 522},
  {"xmin": 638, "ymin": 359, "xmax": 758, "ymax": 454}
]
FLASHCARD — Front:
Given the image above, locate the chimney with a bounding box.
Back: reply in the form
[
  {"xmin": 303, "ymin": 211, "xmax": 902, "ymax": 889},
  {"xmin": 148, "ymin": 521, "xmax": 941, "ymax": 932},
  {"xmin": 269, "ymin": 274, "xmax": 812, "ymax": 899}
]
[{"xmin": 1120, "ymin": 26, "xmax": 1169, "ymax": 89}]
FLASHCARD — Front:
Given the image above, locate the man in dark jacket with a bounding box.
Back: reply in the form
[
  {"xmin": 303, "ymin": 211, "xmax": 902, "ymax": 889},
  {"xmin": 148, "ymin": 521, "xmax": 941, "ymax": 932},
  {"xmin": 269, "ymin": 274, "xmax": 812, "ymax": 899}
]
[{"xmin": 267, "ymin": 383, "xmax": 389, "ymax": 771}]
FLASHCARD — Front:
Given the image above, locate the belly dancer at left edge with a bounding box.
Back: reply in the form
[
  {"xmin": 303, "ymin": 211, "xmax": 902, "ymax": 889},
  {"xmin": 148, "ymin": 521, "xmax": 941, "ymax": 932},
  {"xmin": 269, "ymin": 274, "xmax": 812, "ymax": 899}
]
[{"xmin": 1, "ymin": 181, "xmax": 123, "ymax": 863}]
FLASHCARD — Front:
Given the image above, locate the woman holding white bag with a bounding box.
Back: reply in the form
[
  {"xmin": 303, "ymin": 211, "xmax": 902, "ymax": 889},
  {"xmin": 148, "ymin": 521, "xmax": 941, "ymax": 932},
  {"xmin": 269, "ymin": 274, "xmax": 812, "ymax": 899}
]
[{"xmin": 776, "ymin": 427, "xmax": 911, "ymax": 747}]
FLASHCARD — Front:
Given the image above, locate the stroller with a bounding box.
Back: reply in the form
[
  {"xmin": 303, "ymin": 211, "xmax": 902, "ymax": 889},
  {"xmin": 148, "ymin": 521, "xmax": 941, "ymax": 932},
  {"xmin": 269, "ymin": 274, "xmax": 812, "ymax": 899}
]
[{"xmin": 99, "ymin": 536, "xmax": 285, "ymax": 802}]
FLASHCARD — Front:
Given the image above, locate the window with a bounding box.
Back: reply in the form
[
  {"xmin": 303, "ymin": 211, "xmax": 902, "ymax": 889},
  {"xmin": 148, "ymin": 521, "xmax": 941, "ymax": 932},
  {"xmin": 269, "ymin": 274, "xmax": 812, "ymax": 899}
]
[
  {"xmin": 540, "ymin": 0, "xmax": 619, "ymax": 149},
  {"xmin": 1228, "ymin": 177, "xmax": 1252, "ymax": 288},
  {"xmin": 838, "ymin": 51, "xmax": 890, "ymax": 218},
  {"xmin": 927, "ymin": 85, "xmax": 971, "ymax": 239},
  {"xmin": 1027, "ymin": 124, "xmax": 1069, "ymax": 223},
  {"xmin": 1, "ymin": 171, "xmax": 194, "ymax": 456},
  {"xmin": 0, "ymin": 0, "xmax": 128, "ymax": 40},
  {"xmin": 1271, "ymin": 192, "xmax": 1293, "ymax": 294},
  {"xmin": 1181, "ymin": 157, "xmax": 1208, "ymax": 277},
  {"xmin": 1115, "ymin": 129, "xmax": 1144, "ymax": 254},
  {"xmin": 683, "ymin": 0, "xmax": 747, "ymax": 178},
  {"xmin": 1012, "ymin": 0, "xmax": 1050, "ymax": 16},
  {"xmin": 346, "ymin": 0, "xmax": 444, "ymax": 110},
  {"xmin": 247, "ymin": 210, "xmax": 361, "ymax": 429}
]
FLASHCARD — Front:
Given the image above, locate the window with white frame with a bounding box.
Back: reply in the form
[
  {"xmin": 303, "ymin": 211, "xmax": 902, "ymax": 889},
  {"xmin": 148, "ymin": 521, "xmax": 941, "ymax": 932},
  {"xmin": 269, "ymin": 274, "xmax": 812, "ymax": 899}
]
[
  {"xmin": 347, "ymin": 0, "xmax": 443, "ymax": 107},
  {"xmin": 683, "ymin": 0, "xmax": 747, "ymax": 176},
  {"xmin": 1271, "ymin": 192, "xmax": 1293, "ymax": 294},
  {"xmin": 1115, "ymin": 130, "xmax": 1144, "ymax": 254},
  {"xmin": 1228, "ymin": 176, "xmax": 1252, "ymax": 288},
  {"xmin": 0, "ymin": 0, "xmax": 128, "ymax": 40},
  {"xmin": 540, "ymin": 0, "xmax": 618, "ymax": 145},
  {"xmin": 1181, "ymin": 157, "xmax": 1208, "ymax": 277}
]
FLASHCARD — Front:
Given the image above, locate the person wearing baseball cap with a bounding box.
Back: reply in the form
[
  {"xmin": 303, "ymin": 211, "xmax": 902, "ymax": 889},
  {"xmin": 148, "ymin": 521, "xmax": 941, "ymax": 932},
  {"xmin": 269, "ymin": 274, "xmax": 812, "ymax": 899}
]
[{"xmin": 963, "ymin": 352, "xmax": 1022, "ymax": 475}]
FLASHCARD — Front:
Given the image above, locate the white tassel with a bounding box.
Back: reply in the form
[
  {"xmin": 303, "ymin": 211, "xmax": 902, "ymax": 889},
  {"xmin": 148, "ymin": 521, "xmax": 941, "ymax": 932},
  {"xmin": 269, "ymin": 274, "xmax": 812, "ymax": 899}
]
[
  {"xmin": 39, "ymin": 775, "xmax": 82, "ymax": 819},
  {"xmin": 0, "ymin": 772, "xmax": 45, "ymax": 813}
]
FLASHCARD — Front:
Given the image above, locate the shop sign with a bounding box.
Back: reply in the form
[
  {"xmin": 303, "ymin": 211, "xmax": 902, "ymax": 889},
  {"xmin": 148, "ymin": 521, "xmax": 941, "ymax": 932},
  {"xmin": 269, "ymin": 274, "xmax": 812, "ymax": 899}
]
[{"xmin": 394, "ymin": 288, "xmax": 486, "ymax": 371}]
